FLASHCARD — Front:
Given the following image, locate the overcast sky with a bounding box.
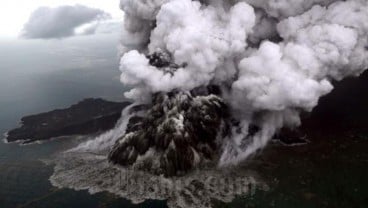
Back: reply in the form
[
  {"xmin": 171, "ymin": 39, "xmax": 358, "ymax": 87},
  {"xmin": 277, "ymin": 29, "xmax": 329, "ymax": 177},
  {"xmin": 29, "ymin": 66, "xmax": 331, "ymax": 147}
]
[
  {"xmin": 0, "ymin": 1, "xmax": 124, "ymax": 95},
  {"xmin": 0, "ymin": 1, "xmax": 127, "ymax": 116},
  {"xmin": 0, "ymin": 1, "xmax": 125, "ymax": 104},
  {"xmin": 0, "ymin": 0, "xmax": 123, "ymax": 38}
]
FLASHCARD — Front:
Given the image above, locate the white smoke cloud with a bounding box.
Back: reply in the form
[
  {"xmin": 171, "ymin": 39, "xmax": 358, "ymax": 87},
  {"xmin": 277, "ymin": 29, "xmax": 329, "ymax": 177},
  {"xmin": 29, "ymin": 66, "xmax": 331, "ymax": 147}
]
[
  {"xmin": 120, "ymin": 0, "xmax": 256, "ymax": 99},
  {"xmin": 22, "ymin": 4, "xmax": 111, "ymax": 39},
  {"xmin": 242, "ymin": 0, "xmax": 340, "ymax": 18},
  {"xmin": 117, "ymin": 0, "xmax": 368, "ymax": 165}
]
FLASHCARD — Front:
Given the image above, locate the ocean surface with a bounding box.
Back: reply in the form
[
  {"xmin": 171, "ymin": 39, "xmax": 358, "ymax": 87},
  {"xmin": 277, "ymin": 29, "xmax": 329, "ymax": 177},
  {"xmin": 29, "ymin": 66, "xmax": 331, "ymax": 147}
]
[{"xmin": 0, "ymin": 36, "xmax": 167, "ymax": 208}]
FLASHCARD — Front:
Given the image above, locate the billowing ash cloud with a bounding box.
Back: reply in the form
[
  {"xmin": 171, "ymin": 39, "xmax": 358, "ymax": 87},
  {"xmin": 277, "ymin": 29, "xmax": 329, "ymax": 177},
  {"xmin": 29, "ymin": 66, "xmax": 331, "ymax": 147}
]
[
  {"xmin": 22, "ymin": 5, "xmax": 111, "ymax": 39},
  {"xmin": 116, "ymin": 0, "xmax": 368, "ymax": 168}
]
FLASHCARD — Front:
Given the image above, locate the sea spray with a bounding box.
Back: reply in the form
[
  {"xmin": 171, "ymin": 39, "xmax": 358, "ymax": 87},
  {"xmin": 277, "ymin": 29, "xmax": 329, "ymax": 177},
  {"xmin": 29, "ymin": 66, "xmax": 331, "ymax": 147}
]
[
  {"xmin": 50, "ymin": 150, "xmax": 266, "ymax": 208},
  {"xmin": 71, "ymin": 104, "xmax": 135, "ymax": 153}
]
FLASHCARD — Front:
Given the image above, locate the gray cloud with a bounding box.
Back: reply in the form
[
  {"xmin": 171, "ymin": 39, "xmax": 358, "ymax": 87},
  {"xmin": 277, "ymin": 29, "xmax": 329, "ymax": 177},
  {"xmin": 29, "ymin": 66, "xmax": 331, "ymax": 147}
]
[
  {"xmin": 77, "ymin": 20, "xmax": 121, "ymax": 36},
  {"xmin": 21, "ymin": 5, "xmax": 111, "ymax": 39}
]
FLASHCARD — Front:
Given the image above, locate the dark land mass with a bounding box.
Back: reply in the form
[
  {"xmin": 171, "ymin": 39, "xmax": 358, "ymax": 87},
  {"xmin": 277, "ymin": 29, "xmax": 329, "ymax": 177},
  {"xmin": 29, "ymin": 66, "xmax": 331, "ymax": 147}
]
[{"xmin": 5, "ymin": 98, "xmax": 131, "ymax": 144}]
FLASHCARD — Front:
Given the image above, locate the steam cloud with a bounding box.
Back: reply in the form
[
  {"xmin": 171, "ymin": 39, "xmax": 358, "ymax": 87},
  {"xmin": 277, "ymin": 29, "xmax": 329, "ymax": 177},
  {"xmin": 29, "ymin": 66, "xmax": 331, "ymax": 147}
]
[
  {"xmin": 118, "ymin": 0, "xmax": 368, "ymax": 166},
  {"xmin": 22, "ymin": 5, "xmax": 111, "ymax": 39}
]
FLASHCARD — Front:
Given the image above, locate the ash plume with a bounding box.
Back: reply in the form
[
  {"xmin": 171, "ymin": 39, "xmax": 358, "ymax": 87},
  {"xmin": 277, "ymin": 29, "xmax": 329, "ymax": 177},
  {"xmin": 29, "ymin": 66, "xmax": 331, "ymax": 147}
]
[
  {"xmin": 114, "ymin": 0, "xmax": 368, "ymax": 171},
  {"xmin": 49, "ymin": 1, "xmax": 368, "ymax": 206}
]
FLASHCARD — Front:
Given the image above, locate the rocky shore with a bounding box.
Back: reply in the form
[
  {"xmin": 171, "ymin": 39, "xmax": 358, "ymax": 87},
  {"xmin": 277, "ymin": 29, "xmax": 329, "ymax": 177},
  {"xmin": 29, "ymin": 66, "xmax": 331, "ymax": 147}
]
[{"xmin": 5, "ymin": 98, "xmax": 131, "ymax": 144}]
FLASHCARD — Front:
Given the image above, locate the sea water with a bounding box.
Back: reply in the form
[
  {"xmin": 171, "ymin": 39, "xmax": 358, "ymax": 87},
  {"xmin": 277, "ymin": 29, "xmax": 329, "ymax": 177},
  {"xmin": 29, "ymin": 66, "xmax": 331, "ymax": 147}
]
[{"xmin": 0, "ymin": 36, "xmax": 166, "ymax": 208}]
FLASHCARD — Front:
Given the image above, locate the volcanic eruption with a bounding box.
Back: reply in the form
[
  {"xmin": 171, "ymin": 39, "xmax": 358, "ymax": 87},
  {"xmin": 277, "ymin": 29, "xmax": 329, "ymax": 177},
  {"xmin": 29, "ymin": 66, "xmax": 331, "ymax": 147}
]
[
  {"xmin": 106, "ymin": 0, "xmax": 368, "ymax": 175},
  {"xmin": 47, "ymin": 1, "xmax": 368, "ymax": 207}
]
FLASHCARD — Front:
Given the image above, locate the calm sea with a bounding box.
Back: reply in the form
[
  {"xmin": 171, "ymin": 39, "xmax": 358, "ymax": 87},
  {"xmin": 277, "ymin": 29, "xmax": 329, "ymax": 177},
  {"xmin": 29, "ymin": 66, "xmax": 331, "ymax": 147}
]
[{"xmin": 0, "ymin": 36, "xmax": 167, "ymax": 208}]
